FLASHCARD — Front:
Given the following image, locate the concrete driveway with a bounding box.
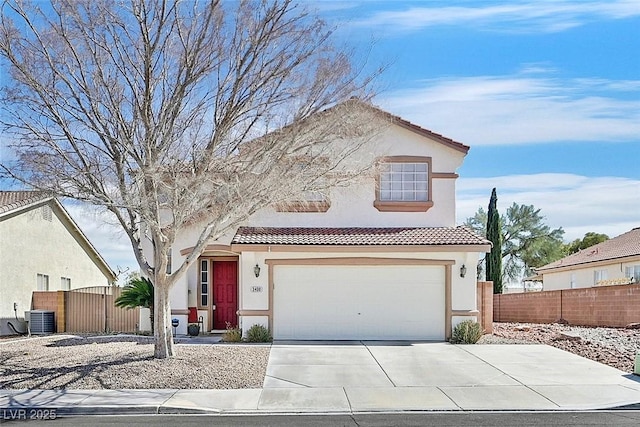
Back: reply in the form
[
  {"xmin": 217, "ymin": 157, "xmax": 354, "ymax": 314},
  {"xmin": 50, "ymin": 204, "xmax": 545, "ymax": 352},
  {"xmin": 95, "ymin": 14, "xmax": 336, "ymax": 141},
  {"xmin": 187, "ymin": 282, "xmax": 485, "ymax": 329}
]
[{"xmin": 262, "ymin": 341, "xmax": 640, "ymax": 411}]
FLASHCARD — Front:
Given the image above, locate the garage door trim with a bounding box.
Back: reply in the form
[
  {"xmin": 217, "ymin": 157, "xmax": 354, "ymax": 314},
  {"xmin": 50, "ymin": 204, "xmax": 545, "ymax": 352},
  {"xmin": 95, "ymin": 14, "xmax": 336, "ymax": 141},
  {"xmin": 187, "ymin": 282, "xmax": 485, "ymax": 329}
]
[{"xmin": 263, "ymin": 257, "xmax": 455, "ymax": 339}]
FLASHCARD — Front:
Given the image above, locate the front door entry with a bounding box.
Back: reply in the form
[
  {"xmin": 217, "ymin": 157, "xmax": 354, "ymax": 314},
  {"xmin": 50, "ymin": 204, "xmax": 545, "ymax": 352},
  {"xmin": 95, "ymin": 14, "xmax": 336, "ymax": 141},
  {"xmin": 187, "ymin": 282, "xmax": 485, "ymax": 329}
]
[{"xmin": 212, "ymin": 260, "xmax": 238, "ymax": 330}]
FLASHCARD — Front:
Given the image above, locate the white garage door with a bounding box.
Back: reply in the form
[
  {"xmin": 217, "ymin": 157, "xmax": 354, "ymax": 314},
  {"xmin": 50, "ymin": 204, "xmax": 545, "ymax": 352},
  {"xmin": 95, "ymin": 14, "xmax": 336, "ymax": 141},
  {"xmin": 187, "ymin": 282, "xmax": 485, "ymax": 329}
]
[{"xmin": 273, "ymin": 265, "xmax": 445, "ymax": 340}]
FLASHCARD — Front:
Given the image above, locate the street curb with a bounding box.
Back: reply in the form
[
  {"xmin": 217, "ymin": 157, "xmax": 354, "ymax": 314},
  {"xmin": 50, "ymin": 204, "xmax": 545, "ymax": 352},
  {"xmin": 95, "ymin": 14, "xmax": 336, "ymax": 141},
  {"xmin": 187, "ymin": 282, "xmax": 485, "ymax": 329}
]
[
  {"xmin": 607, "ymin": 403, "xmax": 640, "ymax": 410},
  {"xmin": 158, "ymin": 406, "xmax": 222, "ymax": 415},
  {"xmin": 53, "ymin": 405, "xmax": 161, "ymax": 416}
]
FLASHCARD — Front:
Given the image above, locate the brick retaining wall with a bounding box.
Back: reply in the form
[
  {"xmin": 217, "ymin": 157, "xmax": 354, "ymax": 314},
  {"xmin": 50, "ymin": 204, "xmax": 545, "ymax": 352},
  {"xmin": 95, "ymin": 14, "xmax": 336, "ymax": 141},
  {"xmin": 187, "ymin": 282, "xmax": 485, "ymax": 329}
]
[{"xmin": 494, "ymin": 283, "xmax": 640, "ymax": 327}]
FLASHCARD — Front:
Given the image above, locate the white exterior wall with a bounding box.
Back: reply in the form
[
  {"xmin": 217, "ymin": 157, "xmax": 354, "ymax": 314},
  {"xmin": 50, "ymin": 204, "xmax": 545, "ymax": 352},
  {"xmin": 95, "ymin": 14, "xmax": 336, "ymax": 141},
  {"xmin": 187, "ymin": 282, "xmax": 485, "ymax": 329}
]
[
  {"xmin": 542, "ymin": 258, "xmax": 640, "ymax": 291},
  {"xmin": 0, "ymin": 203, "xmax": 111, "ymax": 335},
  {"xmin": 143, "ymin": 118, "xmax": 479, "ymax": 337},
  {"xmin": 248, "ymin": 124, "xmax": 464, "ymax": 229},
  {"xmin": 238, "ymin": 250, "xmax": 479, "ymax": 336}
]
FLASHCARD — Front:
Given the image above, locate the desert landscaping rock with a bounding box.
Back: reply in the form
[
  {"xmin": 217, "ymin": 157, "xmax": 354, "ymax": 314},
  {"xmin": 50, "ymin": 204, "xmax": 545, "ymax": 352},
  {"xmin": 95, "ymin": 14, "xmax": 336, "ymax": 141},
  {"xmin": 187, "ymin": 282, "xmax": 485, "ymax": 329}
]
[
  {"xmin": 0, "ymin": 335, "xmax": 270, "ymax": 390},
  {"xmin": 481, "ymin": 322, "xmax": 640, "ymax": 373},
  {"xmin": 552, "ymin": 331, "xmax": 582, "ymax": 342}
]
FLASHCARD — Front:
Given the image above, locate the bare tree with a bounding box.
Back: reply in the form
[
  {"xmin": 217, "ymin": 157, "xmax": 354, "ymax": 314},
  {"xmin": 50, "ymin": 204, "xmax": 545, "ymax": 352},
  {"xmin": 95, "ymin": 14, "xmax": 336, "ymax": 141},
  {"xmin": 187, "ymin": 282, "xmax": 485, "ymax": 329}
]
[{"xmin": 0, "ymin": 0, "xmax": 382, "ymax": 358}]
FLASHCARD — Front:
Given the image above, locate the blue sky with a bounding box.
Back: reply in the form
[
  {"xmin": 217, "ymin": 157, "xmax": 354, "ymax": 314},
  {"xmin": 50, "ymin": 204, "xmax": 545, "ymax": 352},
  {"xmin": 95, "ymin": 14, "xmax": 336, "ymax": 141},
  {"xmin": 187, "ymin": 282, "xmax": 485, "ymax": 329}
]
[
  {"xmin": 4, "ymin": 1, "xmax": 639, "ymax": 279},
  {"xmin": 315, "ymin": 0, "xmax": 640, "ymax": 241}
]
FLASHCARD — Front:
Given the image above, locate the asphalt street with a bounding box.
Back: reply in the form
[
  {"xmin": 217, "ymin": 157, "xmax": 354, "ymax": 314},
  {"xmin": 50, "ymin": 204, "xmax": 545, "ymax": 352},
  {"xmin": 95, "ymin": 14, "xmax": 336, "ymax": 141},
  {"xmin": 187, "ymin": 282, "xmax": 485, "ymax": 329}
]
[{"xmin": 3, "ymin": 412, "xmax": 640, "ymax": 426}]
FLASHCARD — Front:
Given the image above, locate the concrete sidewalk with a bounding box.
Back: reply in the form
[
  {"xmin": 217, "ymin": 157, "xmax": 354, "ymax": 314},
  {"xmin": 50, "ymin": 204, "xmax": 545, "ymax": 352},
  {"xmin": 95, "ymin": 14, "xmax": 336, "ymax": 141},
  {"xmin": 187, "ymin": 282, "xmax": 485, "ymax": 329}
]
[{"xmin": 1, "ymin": 344, "xmax": 640, "ymax": 415}]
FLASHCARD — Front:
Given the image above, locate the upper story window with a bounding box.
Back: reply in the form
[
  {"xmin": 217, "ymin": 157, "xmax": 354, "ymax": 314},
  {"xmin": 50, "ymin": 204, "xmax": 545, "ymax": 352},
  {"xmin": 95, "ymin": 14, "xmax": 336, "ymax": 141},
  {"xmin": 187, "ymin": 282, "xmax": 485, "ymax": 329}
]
[
  {"xmin": 37, "ymin": 273, "xmax": 49, "ymax": 291},
  {"xmin": 374, "ymin": 156, "xmax": 433, "ymax": 212},
  {"xmin": 625, "ymin": 265, "xmax": 640, "ymax": 283},
  {"xmin": 61, "ymin": 277, "xmax": 71, "ymax": 291},
  {"xmin": 275, "ymin": 160, "xmax": 331, "ymax": 213}
]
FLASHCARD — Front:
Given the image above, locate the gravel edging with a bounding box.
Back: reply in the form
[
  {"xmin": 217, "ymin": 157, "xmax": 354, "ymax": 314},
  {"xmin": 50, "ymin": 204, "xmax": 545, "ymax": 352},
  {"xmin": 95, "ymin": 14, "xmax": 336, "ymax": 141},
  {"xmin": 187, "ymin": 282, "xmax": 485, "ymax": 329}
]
[
  {"xmin": 0, "ymin": 334, "xmax": 270, "ymax": 390},
  {"xmin": 480, "ymin": 322, "xmax": 640, "ymax": 373}
]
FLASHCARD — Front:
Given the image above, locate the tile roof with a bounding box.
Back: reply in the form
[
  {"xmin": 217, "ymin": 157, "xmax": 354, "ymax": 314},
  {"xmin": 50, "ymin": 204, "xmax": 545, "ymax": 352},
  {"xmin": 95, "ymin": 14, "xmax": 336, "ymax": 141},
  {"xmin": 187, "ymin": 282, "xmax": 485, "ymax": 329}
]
[
  {"xmin": 363, "ymin": 103, "xmax": 470, "ymax": 154},
  {"xmin": 330, "ymin": 99, "xmax": 470, "ymax": 154},
  {"xmin": 232, "ymin": 226, "xmax": 490, "ymax": 247},
  {"xmin": 537, "ymin": 227, "xmax": 640, "ymax": 271},
  {"xmin": 0, "ymin": 191, "xmax": 51, "ymax": 215}
]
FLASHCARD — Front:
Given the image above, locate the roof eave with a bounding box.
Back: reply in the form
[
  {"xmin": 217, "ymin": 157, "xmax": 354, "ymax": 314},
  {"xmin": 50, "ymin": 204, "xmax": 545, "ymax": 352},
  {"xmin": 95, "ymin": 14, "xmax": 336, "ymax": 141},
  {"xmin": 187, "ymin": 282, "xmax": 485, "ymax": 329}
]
[
  {"xmin": 230, "ymin": 243, "xmax": 491, "ymax": 253},
  {"xmin": 0, "ymin": 195, "xmax": 55, "ymax": 219},
  {"xmin": 537, "ymin": 253, "xmax": 640, "ymax": 274}
]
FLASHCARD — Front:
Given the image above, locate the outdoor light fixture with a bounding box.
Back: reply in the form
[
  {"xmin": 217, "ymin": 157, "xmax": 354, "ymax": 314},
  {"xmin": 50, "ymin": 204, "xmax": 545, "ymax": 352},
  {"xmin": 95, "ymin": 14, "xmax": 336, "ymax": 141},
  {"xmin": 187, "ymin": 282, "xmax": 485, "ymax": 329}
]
[
  {"xmin": 254, "ymin": 263, "xmax": 261, "ymax": 278},
  {"xmin": 460, "ymin": 264, "xmax": 467, "ymax": 278}
]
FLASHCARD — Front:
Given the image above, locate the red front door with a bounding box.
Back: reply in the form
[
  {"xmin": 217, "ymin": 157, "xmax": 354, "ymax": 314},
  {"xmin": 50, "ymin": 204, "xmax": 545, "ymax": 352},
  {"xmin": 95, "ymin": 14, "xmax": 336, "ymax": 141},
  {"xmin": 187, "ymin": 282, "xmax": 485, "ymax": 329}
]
[{"xmin": 212, "ymin": 260, "xmax": 238, "ymax": 330}]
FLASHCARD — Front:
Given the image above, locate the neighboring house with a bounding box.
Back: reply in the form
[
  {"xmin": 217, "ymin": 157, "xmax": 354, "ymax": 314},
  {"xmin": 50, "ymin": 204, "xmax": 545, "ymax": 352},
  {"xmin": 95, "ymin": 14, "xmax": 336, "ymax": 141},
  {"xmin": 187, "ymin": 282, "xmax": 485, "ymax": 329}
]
[
  {"xmin": 159, "ymin": 102, "xmax": 491, "ymax": 340},
  {"xmin": 537, "ymin": 227, "xmax": 640, "ymax": 291},
  {"xmin": 0, "ymin": 191, "xmax": 116, "ymax": 335}
]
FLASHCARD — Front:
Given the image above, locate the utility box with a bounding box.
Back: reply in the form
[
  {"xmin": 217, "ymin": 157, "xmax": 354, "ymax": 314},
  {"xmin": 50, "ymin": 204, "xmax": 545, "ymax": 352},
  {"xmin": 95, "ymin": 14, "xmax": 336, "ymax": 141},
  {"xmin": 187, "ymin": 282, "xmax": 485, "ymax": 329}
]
[{"xmin": 635, "ymin": 352, "xmax": 640, "ymax": 376}]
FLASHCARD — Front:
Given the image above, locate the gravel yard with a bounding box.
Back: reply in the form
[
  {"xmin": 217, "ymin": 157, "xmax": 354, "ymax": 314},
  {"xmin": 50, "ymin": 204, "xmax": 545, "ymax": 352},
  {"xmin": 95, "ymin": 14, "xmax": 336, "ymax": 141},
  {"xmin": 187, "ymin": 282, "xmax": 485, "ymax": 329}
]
[
  {"xmin": 480, "ymin": 322, "xmax": 640, "ymax": 373},
  {"xmin": 0, "ymin": 335, "xmax": 270, "ymax": 390}
]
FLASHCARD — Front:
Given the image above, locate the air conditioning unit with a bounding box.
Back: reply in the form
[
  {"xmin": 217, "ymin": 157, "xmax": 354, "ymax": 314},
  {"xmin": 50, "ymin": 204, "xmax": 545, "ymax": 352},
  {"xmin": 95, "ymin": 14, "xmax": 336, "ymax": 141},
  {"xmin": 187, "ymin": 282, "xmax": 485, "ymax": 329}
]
[{"xmin": 26, "ymin": 310, "xmax": 55, "ymax": 334}]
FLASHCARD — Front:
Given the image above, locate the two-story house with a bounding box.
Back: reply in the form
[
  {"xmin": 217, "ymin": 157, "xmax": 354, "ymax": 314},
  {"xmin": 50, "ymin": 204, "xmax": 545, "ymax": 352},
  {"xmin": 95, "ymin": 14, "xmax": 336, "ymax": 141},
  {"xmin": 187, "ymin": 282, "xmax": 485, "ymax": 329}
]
[{"xmin": 162, "ymin": 102, "xmax": 491, "ymax": 340}]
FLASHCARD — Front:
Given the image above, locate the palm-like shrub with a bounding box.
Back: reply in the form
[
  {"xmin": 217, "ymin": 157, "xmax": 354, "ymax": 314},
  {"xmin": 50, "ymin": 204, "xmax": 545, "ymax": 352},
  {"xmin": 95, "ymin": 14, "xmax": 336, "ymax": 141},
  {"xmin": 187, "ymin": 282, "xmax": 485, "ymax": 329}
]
[{"xmin": 115, "ymin": 277, "xmax": 154, "ymax": 333}]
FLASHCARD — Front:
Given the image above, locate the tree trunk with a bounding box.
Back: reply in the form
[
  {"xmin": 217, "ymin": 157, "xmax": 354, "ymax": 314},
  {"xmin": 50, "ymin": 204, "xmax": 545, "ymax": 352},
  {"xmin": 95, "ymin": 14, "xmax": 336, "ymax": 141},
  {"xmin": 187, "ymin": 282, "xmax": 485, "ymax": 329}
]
[{"xmin": 154, "ymin": 284, "xmax": 174, "ymax": 358}]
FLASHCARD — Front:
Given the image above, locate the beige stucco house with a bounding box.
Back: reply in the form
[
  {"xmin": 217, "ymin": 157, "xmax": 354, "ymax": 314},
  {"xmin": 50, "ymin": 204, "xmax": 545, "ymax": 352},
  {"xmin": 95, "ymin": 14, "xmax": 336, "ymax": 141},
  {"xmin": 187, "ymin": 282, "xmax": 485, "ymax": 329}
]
[
  {"xmin": 0, "ymin": 191, "xmax": 116, "ymax": 335},
  {"xmin": 537, "ymin": 227, "xmax": 640, "ymax": 291},
  {"xmin": 157, "ymin": 102, "xmax": 491, "ymax": 340}
]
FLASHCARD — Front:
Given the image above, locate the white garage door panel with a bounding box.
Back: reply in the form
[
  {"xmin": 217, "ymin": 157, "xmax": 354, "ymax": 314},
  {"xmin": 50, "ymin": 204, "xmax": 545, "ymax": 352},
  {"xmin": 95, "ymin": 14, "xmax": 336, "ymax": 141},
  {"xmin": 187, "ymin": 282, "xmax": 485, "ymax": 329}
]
[{"xmin": 273, "ymin": 265, "xmax": 445, "ymax": 340}]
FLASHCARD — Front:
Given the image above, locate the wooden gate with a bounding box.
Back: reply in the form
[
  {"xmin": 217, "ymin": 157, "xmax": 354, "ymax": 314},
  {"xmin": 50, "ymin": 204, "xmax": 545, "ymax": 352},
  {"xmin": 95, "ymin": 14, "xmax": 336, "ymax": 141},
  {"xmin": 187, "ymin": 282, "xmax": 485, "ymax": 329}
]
[{"xmin": 65, "ymin": 286, "xmax": 140, "ymax": 333}]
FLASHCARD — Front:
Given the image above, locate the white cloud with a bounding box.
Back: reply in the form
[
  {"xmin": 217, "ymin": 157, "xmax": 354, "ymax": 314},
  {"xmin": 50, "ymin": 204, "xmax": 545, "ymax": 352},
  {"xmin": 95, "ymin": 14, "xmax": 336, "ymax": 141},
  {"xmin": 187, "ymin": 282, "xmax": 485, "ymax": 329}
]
[
  {"xmin": 456, "ymin": 173, "xmax": 640, "ymax": 241},
  {"xmin": 312, "ymin": 1, "xmax": 360, "ymax": 13},
  {"xmin": 380, "ymin": 74, "xmax": 640, "ymax": 146},
  {"xmin": 353, "ymin": 1, "xmax": 640, "ymax": 34}
]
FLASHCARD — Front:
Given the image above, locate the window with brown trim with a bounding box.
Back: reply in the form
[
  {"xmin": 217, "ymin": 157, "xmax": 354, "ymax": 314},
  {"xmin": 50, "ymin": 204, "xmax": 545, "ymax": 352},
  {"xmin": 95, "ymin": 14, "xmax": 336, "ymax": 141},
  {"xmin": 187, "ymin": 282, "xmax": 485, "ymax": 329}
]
[
  {"xmin": 275, "ymin": 160, "xmax": 331, "ymax": 212},
  {"xmin": 374, "ymin": 156, "xmax": 433, "ymax": 212}
]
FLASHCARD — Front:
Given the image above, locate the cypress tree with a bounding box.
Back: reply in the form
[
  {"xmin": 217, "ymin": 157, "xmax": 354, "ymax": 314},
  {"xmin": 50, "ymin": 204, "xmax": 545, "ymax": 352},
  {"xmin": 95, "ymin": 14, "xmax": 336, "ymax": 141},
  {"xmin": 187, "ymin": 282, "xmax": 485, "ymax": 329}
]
[{"xmin": 486, "ymin": 188, "xmax": 503, "ymax": 293}]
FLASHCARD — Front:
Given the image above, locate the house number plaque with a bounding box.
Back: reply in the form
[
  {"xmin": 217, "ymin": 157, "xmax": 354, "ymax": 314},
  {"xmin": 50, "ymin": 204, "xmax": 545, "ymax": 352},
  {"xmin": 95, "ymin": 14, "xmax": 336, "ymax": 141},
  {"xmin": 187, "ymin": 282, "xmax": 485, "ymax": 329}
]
[{"xmin": 250, "ymin": 286, "xmax": 263, "ymax": 293}]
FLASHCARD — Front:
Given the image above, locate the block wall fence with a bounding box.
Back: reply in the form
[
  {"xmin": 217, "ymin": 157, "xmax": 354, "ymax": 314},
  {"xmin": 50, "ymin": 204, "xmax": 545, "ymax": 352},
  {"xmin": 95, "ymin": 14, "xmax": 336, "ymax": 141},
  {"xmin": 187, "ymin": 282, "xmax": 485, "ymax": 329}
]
[
  {"xmin": 477, "ymin": 281, "xmax": 493, "ymax": 334},
  {"xmin": 494, "ymin": 283, "xmax": 640, "ymax": 327}
]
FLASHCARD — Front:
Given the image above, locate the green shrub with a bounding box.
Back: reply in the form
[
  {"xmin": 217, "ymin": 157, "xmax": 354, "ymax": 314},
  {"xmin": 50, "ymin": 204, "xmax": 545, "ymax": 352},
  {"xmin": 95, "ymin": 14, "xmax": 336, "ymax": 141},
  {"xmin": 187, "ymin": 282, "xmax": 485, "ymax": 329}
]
[
  {"xmin": 221, "ymin": 322, "xmax": 242, "ymax": 342},
  {"xmin": 244, "ymin": 324, "xmax": 272, "ymax": 343},
  {"xmin": 450, "ymin": 320, "xmax": 483, "ymax": 344}
]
